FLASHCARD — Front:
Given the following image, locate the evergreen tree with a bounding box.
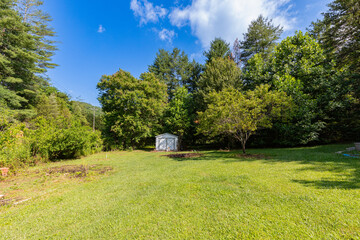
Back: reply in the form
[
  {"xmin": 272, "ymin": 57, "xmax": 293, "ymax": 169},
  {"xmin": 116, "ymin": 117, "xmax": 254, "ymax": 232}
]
[
  {"xmin": 15, "ymin": 0, "xmax": 57, "ymax": 72},
  {"xmin": 0, "ymin": 1, "xmax": 102, "ymax": 166},
  {"xmin": 197, "ymin": 57, "xmax": 242, "ymax": 110},
  {"xmin": 239, "ymin": 15, "xmax": 283, "ymax": 66},
  {"xmin": 0, "ymin": 0, "xmax": 40, "ymax": 113},
  {"xmin": 186, "ymin": 60, "xmax": 203, "ymax": 94},
  {"xmin": 204, "ymin": 37, "xmax": 231, "ymax": 63},
  {"xmin": 313, "ymin": 0, "xmax": 360, "ymax": 72},
  {"xmin": 309, "ymin": 0, "xmax": 360, "ymax": 107},
  {"xmin": 149, "ymin": 48, "xmax": 194, "ymax": 100}
]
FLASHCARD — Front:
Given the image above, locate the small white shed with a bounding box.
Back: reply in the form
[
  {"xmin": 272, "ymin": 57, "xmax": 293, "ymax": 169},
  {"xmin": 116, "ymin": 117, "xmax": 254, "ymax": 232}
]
[{"xmin": 156, "ymin": 133, "xmax": 178, "ymax": 151}]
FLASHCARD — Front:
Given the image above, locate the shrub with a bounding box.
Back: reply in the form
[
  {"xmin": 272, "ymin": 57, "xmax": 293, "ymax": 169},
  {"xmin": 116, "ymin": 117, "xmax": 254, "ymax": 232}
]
[
  {"xmin": 30, "ymin": 117, "xmax": 103, "ymax": 160},
  {"xmin": 0, "ymin": 123, "xmax": 32, "ymax": 168},
  {"xmin": 0, "ymin": 116, "xmax": 103, "ymax": 169}
]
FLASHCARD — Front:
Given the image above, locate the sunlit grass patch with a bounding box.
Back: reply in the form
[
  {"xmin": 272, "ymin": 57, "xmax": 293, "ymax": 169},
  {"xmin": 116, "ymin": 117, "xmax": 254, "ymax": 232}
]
[{"xmin": 1, "ymin": 145, "xmax": 360, "ymax": 239}]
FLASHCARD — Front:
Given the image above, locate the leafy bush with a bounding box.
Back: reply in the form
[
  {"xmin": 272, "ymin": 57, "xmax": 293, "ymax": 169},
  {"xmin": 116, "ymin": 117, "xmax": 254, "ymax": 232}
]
[
  {"xmin": 0, "ymin": 116, "xmax": 103, "ymax": 169},
  {"xmin": 0, "ymin": 123, "xmax": 32, "ymax": 168},
  {"xmin": 30, "ymin": 117, "xmax": 103, "ymax": 160}
]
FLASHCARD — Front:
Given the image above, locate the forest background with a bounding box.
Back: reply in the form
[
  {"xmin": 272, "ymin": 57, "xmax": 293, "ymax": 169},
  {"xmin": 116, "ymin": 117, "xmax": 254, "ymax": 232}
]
[{"xmin": 1, "ymin": 0, "xmax": 359, "ymax": 167}]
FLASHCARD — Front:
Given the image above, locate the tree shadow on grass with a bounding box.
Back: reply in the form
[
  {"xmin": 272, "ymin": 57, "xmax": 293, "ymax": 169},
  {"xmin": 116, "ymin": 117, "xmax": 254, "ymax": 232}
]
[
  {"xmin": 269, "ymin": 145, "xmax": 360, "ymax": 189},
  {"xmin": 289, "ymin": 158, "xmax": 360, "ymax": 189},
  {"xmin": 245, "ymin": 145, "xmax": 360, "ymax": 189},
  {"xmin": 292, "ymin": 178, "xmax": 360, "ymax": 189},
  {"xmin": 162, "ymin": 151, "xmax": 243, "ymax": 161},
  {"xmin": 168, "ymin": 144, "xmax": 360, "ymax": 189}
]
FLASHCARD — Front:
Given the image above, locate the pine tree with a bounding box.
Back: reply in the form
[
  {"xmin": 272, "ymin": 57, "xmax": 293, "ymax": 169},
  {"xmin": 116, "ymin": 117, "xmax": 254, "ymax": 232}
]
[
  {"xmin": 0, "ymin": 0, "xmax": 40, "ymax": 112},
  {"xmin": 309, "ymin": 0, "xmax": 360, "ymax": 127},
  {"xmin": 197, "ymin": 57, "xmax": 242, "ymax": 111},
  {"xmin": 239, "ymin": 15, "xmax": 283, "ymax": 66},
  {"xmin": 15, "ymin": 0, "xmax": 57, "ymax": 72},
  {"xmin": 315, "ymin": 0, "xmax": 360, "ymax": 73},
  {"xmin": 149, "ymin": 48, "xmax": 194, "ymax": 100},
  {"xmin": 204, "ymin": 38, "xmax": 231, "ymax": 63},
  {"xmin": 0, "ymin": 0, "xmax": 57, "ymax": 121}
]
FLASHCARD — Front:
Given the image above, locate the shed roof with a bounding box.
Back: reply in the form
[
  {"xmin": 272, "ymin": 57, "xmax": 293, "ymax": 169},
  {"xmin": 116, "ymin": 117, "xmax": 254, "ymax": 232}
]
[{"xmin": 156, "ymin": 133, "xmax": 178, "ymax": 138}]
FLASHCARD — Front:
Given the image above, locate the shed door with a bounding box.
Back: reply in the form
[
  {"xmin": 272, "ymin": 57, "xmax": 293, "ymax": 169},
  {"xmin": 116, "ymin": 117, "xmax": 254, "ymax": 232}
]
[
  {"xmin": 167, "ymin": 138, "xmax": 175, "ymax": 151},
  {"xmin": 158, "ymin": 138, "xmax": 166, "ymax": 150}
]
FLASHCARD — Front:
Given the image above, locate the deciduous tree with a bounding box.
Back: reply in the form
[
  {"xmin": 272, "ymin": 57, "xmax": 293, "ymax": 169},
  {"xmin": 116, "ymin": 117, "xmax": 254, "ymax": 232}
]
[
  {"xmin": 245, "ymin": 31, "xmax": 354, "ymax": 145},
  {"xmin": 197, "ymin": 57, "xmax": 242, "ymax": 110},
  {"xmin": 163, "ymin": 86, "xmax": 193, "ymax": 149},
  {"xmin": 97, "ymin": 70, "xmax": 167, "ymax": 149},
  {"xmin": 198, "ymin": 85, "xmax": 292, "ymax": 153}
]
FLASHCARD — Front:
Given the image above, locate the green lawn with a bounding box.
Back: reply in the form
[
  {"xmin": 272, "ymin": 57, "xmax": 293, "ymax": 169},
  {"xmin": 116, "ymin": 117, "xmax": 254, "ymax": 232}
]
[{"xmin": 1, "ymin": 144, "xmax": 360, "ymax": 239}]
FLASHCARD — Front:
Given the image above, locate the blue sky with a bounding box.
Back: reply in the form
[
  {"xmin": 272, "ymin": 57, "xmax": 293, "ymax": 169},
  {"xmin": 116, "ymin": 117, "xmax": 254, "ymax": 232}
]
[{"xmin": 42, "ymin": 0, "xmax": 332, "ymax": 106}]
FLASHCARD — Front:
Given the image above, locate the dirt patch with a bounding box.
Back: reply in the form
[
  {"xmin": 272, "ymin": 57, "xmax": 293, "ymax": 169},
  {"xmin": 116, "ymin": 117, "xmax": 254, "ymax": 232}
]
[
  {"xmin": 47, "ymin": 164, "xmax": 113, "ymax": 178},
  {"xmin": 163, "ymin": 153, "xmax": 204, "ymax": 158},
  {"xmin": 0, "ymin": 164, "xmax": 113, "ymax": 208},
  {"xmin": 235, "ymin": 154, "xmax": 269, "ymax": 159}
]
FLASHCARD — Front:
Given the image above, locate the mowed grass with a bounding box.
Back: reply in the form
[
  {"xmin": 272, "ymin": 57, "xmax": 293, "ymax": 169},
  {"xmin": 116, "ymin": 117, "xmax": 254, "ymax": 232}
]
[{"xmin": 1, "ymin": 144, "xmax": 360, "ymax": 239}]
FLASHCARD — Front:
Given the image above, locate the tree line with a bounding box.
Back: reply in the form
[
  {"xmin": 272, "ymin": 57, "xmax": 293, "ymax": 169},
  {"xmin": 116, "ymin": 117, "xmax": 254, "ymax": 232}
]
[
  {"xmin": 98, "ymin": 0, "xmax": 360, "ymax": 152},
  {"xmin": 0, "ymin": 0, "xmax": 103, "ymax": 169},
  {"xmin": 1, "ymin": 0, "xmax": 358, "ymax": 168}
]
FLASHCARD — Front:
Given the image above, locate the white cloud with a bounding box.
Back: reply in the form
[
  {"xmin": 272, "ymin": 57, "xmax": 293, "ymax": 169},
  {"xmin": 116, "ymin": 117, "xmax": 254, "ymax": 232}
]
[
  {"xmin": 97, "ymin": 25, "xmax": 106, "ymax": 33},
  {"xmin": 169, "ymin": 0, "xmax": 296, "ymax": 47},
  {"xmin": 158, "ymin": 28, "xmax": 176, "ymax": 42},
  {"xmin": 130, "ymin": 0, "xmax": 167, "ymax": 25}
]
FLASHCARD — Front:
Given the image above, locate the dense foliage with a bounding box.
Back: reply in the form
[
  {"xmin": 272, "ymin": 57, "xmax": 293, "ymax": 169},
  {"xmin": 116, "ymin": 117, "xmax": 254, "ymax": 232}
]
[
  {"xmin": 100, "ymin": 0, "xmax": 359, "ymax": 150},
  {"xmin": 148, "ymin": 48, "xmax": 199, "ymax": 100},
  {"xmin": 2, "ymin": 0, "xmax": 358, "ymax": 160},
  {"xmin": 311, "ymin": 0, "xmax": 360, "ymax": 74},
  {"xmin": 198, "ymin": 85, "xmax": 292, "ymax": 153},
  {"xmin": 163, "ymin": 86, "xmax": 194, "ymax": 149},
  {"xmin": 196, "ymin": 57, "xmax": 243, "ymax": 111},
  {"xmin": 204, "ymin": 38, "xmax": 231, "ymax": 63},
  {"xmin": 246, "ymin": 31, "xmax": 357, "ymax": 145},
  {"xmin": 237, "ymin": 15, "xmax": 283, "ymax": 65},
  {"xmin": 31, "ymin": 117, "xmax": 102, "ymax": 160},
  {"xmin": 0, "ymin": 0, "xmax": 102, "ymax": 169},
  {"xmin": 97, "ymin": 70, "xmax": 167, "ymax": 149},
  {"xmin": 0, "ymin": 0, "xmax": 41, "ymax": 117}
]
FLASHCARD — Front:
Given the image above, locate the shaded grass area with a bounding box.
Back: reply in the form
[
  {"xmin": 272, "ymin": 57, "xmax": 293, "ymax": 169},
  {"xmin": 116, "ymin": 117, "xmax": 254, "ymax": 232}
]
[{"xmin": 1, "ymin": 144, "xmax": 360, "ymax": 239}]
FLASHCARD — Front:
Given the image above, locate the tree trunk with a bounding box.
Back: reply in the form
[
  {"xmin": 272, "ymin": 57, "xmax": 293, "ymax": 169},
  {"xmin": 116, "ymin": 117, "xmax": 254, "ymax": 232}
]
[
  {"xmin": 234, "ymin": 133, "xmax": 247, "ymax": 154},
  {"xmin": 241, "ymin": 141, "xmax": 246, "ymax": 154}
]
